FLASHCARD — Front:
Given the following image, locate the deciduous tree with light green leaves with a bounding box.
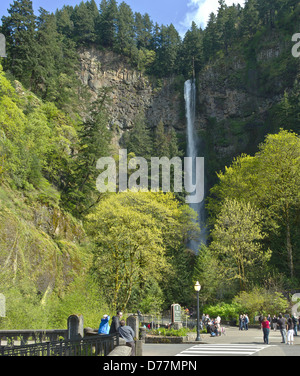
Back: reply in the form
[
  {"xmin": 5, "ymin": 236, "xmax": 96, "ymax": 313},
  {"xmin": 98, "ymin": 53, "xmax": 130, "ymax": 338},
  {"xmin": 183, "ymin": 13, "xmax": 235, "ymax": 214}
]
[
  {"xmin": 86, "ymin": 191, "xmax": 199, "ymax": 312},
  {"xmin": 208, "ymin": 130, "xmax": 300, "ymax": 284},
  {"xmin": 233, "ymin": 287, "xmax": 289, "ymax": 320},
  {"xmin": 209, "ymin": 198, "xmax": 271, "ymax": 291}
]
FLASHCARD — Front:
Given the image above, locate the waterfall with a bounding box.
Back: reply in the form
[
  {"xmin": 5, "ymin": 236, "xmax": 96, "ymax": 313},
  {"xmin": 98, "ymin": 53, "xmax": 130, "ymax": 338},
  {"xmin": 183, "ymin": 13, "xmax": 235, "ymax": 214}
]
[{"xmin": 184, "ymin": 79, "xmax": 206, "ymax": 253}]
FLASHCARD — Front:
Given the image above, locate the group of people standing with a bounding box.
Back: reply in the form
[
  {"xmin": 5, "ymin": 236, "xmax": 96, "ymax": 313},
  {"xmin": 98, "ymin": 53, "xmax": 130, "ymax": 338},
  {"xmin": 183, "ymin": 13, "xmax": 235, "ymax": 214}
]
[
  {"xmin": 202, "ymin": 314, "xmax": 222, "ymax": 336},
  {"xmin": 239, "ymin": 314, "xmax": 250, "ymax": 330},
  {"xmin": 97, "ymin": 311, "xmax": 136, "ymax": 356},
  {"xmin": 259, "ymin": 314, "xmax": 299, "ymax": 345}
]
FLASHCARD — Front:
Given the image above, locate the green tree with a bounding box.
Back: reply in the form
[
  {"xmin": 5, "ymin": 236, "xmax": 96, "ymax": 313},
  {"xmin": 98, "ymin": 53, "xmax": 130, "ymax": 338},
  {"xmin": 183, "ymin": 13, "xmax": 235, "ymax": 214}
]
[
  {"xmin": 34, "ymin": 8, "xmax": 62, "ymax": 99},
  {"xmin": 55, "ymin": 5, "xmax": 74, "ymax": 38},
  {"xmin": 255, "ymin": 131, "xmax": 300, "ymax": 280},
  {"xmin": 134, "ymin": 12, "xmax": 153, "ymax": 50},
  {"xmin": 202, "ymin": 13, "xmax": 221, "ymax": 62},
  {"xmin": 221, "ymin": 5, "xmax": 238, "ymax": 55},
  {"xmin": 167, "ymin": 127, "xmax": 183, "ymax": 159},
  {"xmin": 40, "ymin": 102, "xmax": 78, "ymax": 190},
  {"xmin": 115, "ymin": 2, "xmax": 135, "ymax": 56},
  {"xmin": 87, "ymin": 191, "xmax": 198, "ymax": 311},
  {"xmin": 0, "ymin": 64, "xmax": 27, "ymax": 186},
  {"xmin": 207, "ymin": 130, "xmax": 300, "ymax": 283},
  {"xmin": 233, "ymin": 287, "xmax": 289, "ymax": 319},
  {"xmin": 71, "ymin": 0, "xmax": 99, "ymax": 44},
  {"xmin": 180, "ymin": 21, "xmax": 203, "ymax": 77},
  {"xmin": 210, "ymin": 199, "xmax": 271, "ymax": 291},
  {"xmin": 63, "ymin": 88, "xmax": 112, "ymax": 216},
  {"xmin": 154, "ymin": 120, "xmax": 170, "ymax": 158},
  {"xmin": 98, "ymin": 0, "xmax": 118, "ymax": 48},
  {"xmin": 152, "ymin": 24, "xmax": 181, "ymax": 77},
  {"xmin": 192, "ymin": 245, "xmax": 221, "ymax": 305},
  {"xmin": 239, "ymin": 0, "xmax": 259, "ymax": 39},
  {"xmin": 256, "ymin": 0, "xmax": 281, "ymax": 27},
  {"xmin": 1, "ymin": 0, "xmax": 38, "ymax": 88},
  {"xmin": 54, "ymin": 38, "xmax": 81, "ymax": 114},
  {"xmin": 124, "ymin": 112, "xmax": 153, "ymax": 160},
  {"xmin": 272, "ymin": 78, "xmax": 300, "ymax": 133},
  {"xmin": 87, "ymin": 192, "xmax": 170, "ymax": 311}
]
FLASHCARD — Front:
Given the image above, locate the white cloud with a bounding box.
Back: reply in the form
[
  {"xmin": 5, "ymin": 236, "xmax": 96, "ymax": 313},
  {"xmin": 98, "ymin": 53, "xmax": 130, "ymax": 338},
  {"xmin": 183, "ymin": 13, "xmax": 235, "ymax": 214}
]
[{"xmin": 178, "ymin": 0, "xmax": 245, "ymax": 35}]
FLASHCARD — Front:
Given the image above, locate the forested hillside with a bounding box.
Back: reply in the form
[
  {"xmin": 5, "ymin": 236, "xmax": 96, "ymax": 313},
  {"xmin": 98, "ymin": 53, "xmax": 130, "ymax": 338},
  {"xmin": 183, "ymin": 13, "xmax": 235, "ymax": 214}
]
[{"xmin": 0, "ymin": 0, "xmax": 299, "ymax": 328}]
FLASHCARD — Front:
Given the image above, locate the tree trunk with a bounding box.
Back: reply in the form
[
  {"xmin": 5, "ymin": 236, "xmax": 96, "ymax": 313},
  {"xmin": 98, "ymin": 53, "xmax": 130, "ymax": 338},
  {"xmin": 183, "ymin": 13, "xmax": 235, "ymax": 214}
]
[{"xmin": 286, "ymin": 221, "xmax": 294, "ymax": 279}]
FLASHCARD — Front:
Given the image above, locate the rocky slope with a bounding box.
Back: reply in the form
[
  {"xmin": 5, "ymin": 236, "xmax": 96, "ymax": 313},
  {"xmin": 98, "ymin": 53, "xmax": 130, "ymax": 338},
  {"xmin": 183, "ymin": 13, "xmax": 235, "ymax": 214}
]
[{"xmin": 0, "ymin": 185, "xmax": 89, "ymax": 298}]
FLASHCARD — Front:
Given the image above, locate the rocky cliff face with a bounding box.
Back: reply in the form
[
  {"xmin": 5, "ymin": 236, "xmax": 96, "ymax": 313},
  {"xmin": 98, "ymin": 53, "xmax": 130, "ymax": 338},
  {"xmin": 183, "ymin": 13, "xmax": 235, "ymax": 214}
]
[
  {"xmin": 196, "ymin": 49, "xmax": 285, "ymax": 127},
  {"xmin": 194, "ymin": 35, "xmax": 297, "ymax": 183},
  {"xmin": 79, "ymin": 47, "xmax": 184, "ymax": 134},
  {"xmin": 78, "ymin": 38, "xmax": 296, "ymax": 177}
]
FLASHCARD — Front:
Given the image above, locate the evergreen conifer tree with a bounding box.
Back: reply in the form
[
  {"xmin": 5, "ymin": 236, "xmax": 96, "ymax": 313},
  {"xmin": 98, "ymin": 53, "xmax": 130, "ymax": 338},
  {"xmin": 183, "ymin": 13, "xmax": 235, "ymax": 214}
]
[
  {"xmin": 98, "ymin": 0, "xmax": 118, "ymax": 48},
  {"xmin": 63, "ymin": 88, "xmax": 112, "ymax": 216},
  {"xmin": 1, "ymin": 0, "xmax": 38, "ymax": 88}
]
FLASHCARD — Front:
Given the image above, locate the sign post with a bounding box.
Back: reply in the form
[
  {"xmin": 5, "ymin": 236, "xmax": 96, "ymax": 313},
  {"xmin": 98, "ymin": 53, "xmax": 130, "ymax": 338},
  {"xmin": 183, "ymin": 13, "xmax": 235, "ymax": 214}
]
[{"xmin": 171, "ymin": 304, "xmax": 182, "ymax": 329}]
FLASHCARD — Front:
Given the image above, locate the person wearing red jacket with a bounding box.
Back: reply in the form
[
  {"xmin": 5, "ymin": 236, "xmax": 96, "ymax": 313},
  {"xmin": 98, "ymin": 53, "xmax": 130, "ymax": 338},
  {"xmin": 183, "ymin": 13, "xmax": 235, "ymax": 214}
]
[{"xmin": 261, "ymin": 316, "xmax": 270, "ymax": 344}]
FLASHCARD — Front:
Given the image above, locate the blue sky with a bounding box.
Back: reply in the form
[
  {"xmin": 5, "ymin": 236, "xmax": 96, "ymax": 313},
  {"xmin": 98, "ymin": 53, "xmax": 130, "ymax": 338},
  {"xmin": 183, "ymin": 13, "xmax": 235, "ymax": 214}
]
[{"xmin": 0, "ymin": 0, "xmax": 245, "ymax": 37}]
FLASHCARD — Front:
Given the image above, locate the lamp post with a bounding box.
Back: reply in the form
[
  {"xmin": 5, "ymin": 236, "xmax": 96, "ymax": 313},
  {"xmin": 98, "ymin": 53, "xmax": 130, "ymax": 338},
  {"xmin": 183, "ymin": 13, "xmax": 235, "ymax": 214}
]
[{"xmin": 194, "ymin": 281, "xmax": 201, "ymax": 341}]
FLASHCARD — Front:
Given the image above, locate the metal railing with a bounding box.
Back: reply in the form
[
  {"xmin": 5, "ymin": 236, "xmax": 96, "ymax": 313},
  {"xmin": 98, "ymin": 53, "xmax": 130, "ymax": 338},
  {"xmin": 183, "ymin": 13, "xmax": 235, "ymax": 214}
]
[
  {"xmin": 0, "ymin": 333, "xmax": 119, "ymax": 357},
  {"xmin": 0, "ymin": 329, "xmax": 68, "ymax": 346}
]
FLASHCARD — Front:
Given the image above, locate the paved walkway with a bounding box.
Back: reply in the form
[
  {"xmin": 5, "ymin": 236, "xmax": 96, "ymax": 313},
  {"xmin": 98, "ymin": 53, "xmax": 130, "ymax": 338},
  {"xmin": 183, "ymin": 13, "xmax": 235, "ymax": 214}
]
[
  {"xmin": 187, "ymin": 325, "xmax": 286, "ymax": 344},
  {"xmin": 143, "ymin": 326, "xmax": 300, "ymax": 356},
  {"xmin": 189, "ymin": 325, "xmax": 299, "ymax": 342}
]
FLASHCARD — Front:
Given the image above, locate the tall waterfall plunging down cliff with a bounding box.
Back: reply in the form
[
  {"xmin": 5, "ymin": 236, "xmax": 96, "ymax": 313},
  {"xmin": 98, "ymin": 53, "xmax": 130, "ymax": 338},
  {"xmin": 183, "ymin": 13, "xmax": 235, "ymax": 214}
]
[{"xmin": 184, "ymin": 79, "xmax": 206, "ymax": 253}]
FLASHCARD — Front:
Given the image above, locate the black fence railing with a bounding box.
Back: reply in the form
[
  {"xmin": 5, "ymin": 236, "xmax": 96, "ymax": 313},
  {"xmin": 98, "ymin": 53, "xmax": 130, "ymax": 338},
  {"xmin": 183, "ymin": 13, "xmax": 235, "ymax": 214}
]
[
  {"xmin": 0, "ymin": 334, "xmax": 119, "ymax": 357},
  {"xmin": 0, "ymin": 329, "xmax": 68, "ymax": 347}
]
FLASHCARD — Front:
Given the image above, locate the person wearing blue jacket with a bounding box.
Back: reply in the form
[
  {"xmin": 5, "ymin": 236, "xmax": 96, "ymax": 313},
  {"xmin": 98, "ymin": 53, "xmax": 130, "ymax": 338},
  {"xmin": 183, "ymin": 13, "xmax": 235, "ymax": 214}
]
[{"xmin": 98, "ymin": 314, "xmax": 110, "ymax": 334}]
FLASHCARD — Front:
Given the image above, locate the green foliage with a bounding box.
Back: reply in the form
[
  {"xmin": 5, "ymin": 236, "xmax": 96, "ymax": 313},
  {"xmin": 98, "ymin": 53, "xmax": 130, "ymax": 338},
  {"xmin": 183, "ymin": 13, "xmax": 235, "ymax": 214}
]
[
  {"xmin": 1, "ymin": 0, "xmax": 37, "ymax": 87},
  {"xmin": 71, "ymin": 0, "xmax": 99, "ymax": 44},
  {"xmin": 233, "ymin": 287, "xmax": 289, "ymax": 319},
  {"xmin": 130, "ymin": 280, "xmax": 165, "ymax": 315},
  {"xmin": 208, "ymin": 130, "xmax": 300, "ymax": 285},
  {"xmin": 210, "ymin": 198, "xmax": 271, "ymax": 291},
  {"xmin": 1, "ymin": 287, "xmax": 50, "ymax": 330},
  {"xmin": 97, "ymin": 0, "xmax": 118, "ymax": 48},
  {"xmin": 0, "ymin": 274, "xmax": 107, "ymax": 330},
  {"xmin": 150, "ymin": 327, "xmax": 190, "ymax": 337},
  {"xmin": 1, "ymin": 1, "xmax": 83, "ymax": 116},
  {"xmin": 62, "ymin": 88, "xmax": 112, "ymax": 216},
  {"xmin": 0, "ymin": 0, "xmax": 299, "ymax": 331},
  {"xmin": 123, "ymin": 112, "xmax": 153, "ymax": 160},
  {"xmin": 193, "ymin": 245, "xmax": 221, "ymax": 305},
  {"xmin": 115, "ymin": 1, "xmax": 135, "ymax": 56},
  {"xmin": 0, "ymin": 64, "xmax": 79, "ymax": 191},
  {"xmin": 180, "ymin": 22, "xmax": 203, "ymax": 77},
  {"xmin": 46, "ymin": 274, "xmax": 110, "ymax": 329},
  {"xmin": 204, "ymin": 287, "xmax": 289, "ymax": 323},
  {"xmin": 203, "ymin": 302, "xmax": 242, "ymax": 321},
  {"xmin": 1, "ymin": 0, "xmax": 299, "ymax": 82},
  {"xmin": 271, "ymin": 78, "xmax": 300, "ymax": 133},
  {"xmin": 86, "ymin": 191, "xmax": 199, "ymax": 312}
]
